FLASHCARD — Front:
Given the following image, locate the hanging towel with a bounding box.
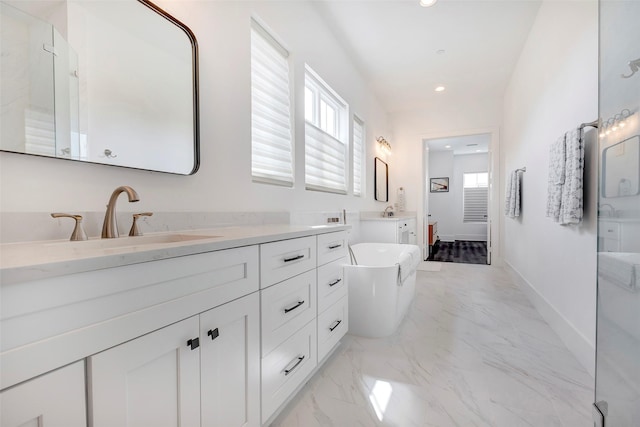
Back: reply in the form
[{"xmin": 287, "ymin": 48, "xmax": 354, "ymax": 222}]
[
  {"xmin": 546, "ymin": 134, "xmax": 566, "ymax": 222},
  {"xmin": 559, "ymin": 128, "xmax": 584, "ymax": 225},
  {"xmin": 505, "ymin": 170, "xmax": 521, "ymax": 218}
]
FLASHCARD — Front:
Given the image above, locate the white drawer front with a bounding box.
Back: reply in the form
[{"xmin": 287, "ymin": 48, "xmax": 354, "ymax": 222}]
[
  {"xmin": 261, "ymin": 320, "xmax": 317, "ymax": 423},
  {"xmin": 260, "ymin": 236, "xmax": 316, "ymax": 288},
  {"xmin": 317, "ymin": 257, "xmax": 347, "ymax": 314},
  {"xmin": 317, "ymin": 231, "xmax": 348, "ymax": 267},
  {"xmin": 261, "ymin": 270, "xmax": 317, "ymax": 356},
  {"xmin": 600, "ymin": 222, "xmax": 620, "ymax": 239},
  {"xmin": 317, "ymin": 296, "xmax": 348, "ymax": 362}
]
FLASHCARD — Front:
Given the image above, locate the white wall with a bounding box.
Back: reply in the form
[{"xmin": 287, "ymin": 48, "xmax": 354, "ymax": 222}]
[
  {"xmin": 501, "ymin": 0, "xmax": 598, "ymax": 376},
  {"xmin": 0, "ymin": 1, "xmax": 391, "ymax": 229}
]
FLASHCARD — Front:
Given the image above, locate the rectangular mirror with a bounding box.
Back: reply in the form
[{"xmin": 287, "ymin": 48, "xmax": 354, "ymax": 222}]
[
  {"xmin": 374, "ymin": 157, "xmax": 388, "ymax": 202},
  {"xmin": 602, "ymin": 135, "xmax": 640, "ymax": 198},
  {"xmin": 0, "ymin": 0, "xmax": 199, "ymax": 174}
]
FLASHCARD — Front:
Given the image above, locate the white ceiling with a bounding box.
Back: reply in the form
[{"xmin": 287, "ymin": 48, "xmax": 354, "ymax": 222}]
[{"xmin": 314, "ymin": 0, "xmax": 542, "ymax": 114}]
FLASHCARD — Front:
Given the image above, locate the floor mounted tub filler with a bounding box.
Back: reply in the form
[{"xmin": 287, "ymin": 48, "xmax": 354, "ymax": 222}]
[{"xmin": 344, "ymin": 243, "xmax": 421, "ymax": 338}]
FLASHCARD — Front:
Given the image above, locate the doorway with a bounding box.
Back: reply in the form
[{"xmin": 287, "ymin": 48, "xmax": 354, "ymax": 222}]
[{"xmin": 423, "ymin": 133, "xmax": 492, "ymax": 265}]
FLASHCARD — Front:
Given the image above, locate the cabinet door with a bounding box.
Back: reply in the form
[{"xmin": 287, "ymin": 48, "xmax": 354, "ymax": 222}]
[
  {"xmin": 200, "ymin": 292, "xmax": 260, "ymax": 427},
  {"xmin": 1, "ymin": 361, "xmax": 86, "ymax": 427},
  {"xmin": 88, "ymin": 317, "xmax": 200, "ymax": 427}
]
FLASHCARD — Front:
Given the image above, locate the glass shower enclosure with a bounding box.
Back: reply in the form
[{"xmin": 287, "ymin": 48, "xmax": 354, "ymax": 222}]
[{"xmin": 594, "ymin": 1, "xmax": 640, "ymax": 425}]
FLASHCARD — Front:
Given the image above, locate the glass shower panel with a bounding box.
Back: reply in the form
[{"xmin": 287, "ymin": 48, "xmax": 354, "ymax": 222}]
[
  {"xmin": 595, "ymin": 1, "xmax": 640, "ymax": 425},
  {"xmin": 0, "ymin": 3, "xmax": 55, "ymax": 156}
]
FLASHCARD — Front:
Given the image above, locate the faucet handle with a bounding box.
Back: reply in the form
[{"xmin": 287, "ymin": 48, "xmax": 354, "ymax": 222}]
[
  {"xmin": 129, "ymin": 212, "xmax": 153, "ymax": 237},
  {"xmin": 51, "ymin": 213, "xmax": 88, "ymax": 241}
]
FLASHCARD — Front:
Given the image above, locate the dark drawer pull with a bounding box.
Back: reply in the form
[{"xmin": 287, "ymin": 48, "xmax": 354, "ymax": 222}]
[
  {"xmin": 187, "ymin": 337, "xmax": 200, "ymax": 350},
  {"xmin": 284, "ymin": 254, "xmax": 304, "ymax": 263},
  {"xmin": 283, "ymin": 355, "xmax": 305, "ymax": 376},
  {"xmin": 207, "ymin": 328, "xmax": 219, "ymax": 341},
  {"xmin": 329, "ymin": 320, "xmax": 342, "ymax": 332},
  {"xmin": 329, "ymin": 278, "xmax": 342, "ymax": 287},
  {"xmin": 284, "ymin": 300, "xmax": 305, "ymax": 314},
  {"xmin": 328, "ymin": 244, "xmax": 342, "ymax": 250}
]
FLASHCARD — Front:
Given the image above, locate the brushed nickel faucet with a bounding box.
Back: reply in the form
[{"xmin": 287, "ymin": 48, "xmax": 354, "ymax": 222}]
[
  {"xmin": 51, "ymin": 213, "xmax": 88, "ymax": 241},
  {"xmin": 102, "ymin": 186, "xmax": 140, "ymax": 238}
]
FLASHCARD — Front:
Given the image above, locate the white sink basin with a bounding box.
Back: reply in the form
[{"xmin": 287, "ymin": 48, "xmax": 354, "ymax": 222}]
[{"xmin": 44, "ymin": 233, "xmax": 221, "ymax": 250}]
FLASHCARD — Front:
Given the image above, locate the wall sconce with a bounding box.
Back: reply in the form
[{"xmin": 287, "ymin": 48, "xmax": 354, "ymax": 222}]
[
  {"xmin": 377, "ymin": 136, "xmax": 392, "ymax": 154},
  {"xmin": 599, "ymin": 109, "xmax": 634, "ymax": 138}
]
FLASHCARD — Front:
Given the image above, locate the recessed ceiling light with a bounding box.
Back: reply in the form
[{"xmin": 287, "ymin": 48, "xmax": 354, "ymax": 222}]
[
  {"xmin": 445, "ymin": 145, "xmax": 451, "ymax": 148},
  {"xmin": 420, "ymin": 0, "xmax": 437, "ymax": 7},
  {"xmin": 435, "ymin": 85, "xmax": 445, "ymax": 92},
  {"xmin": 476, "ymin": 149, "xmax": 482, "ymax": 152}
]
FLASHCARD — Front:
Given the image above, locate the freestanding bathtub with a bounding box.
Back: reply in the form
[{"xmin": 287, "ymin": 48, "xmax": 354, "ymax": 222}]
[{"xmin": 344, "ymin": 243, "xmax": 421, "ymax": 338}]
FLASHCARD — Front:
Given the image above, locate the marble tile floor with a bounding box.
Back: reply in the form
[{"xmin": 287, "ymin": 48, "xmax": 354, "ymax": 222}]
[{"xmin": 271, "ymin": 263, "xmax": 594, "ymax": 426}]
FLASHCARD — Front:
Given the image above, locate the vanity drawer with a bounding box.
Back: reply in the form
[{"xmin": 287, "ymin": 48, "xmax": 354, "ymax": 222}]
[
  {"xmin": 317, "ymin": 231, "xmax": 348, "ymax": 266},
  {"xmin": 261, "ymin": 319, "xmax": 317, "ymax": 424},
  {"xmin": 261, "ymin": 270, "xmax": 317, "ymax": 356},
  {"xmin": 260, "ymin": 236, "xmax": 316, "ymax": 288},
  {"xmin": 317, "ymin": 257, "xmax": 347, "ymax": 314},
  {"xmin": 600, "ymin": 222, "xmax": 620, "ymax": 239},
  {"xmin": 317, "ymin": 296, "xmax": 348, "ymax": 362}
]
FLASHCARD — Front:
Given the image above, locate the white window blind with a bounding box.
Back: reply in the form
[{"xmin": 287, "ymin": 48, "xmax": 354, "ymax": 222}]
[
  {"xmin": 251, "ymin": 20, "xmax": 293, "ymax": 187},
  {"xmin": 305, "ymin": 123, "xmax": 347, "ymax": 193},
  {"xmin": 353, "ymin": 117, "xmax": 364, "ymax": 196},
  {"xmin": 463, "ymin": 172, "xmax": 488, "ymax": 223},
  {"xmin": 304, "ymin": 66, "xmax": 349, "ymax": 194}
]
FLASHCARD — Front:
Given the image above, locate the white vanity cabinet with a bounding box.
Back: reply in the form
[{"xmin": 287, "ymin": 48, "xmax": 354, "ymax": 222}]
[
  {"xmin": 200, "ymin": 293, "xmax": 260, "ymax": 427},
  {"xmin": 0, "ymin": 361, "xmax": 86, "ymax": 427},
  {"xmin": 259, "ymin": 237, "xmax": 319, "ymax": 423},
  {"xmin": 259, "ymin": 231, "xmax": 349, "ymax": 424},
  {"xmin": 89, "ymin": 316, "xmax": 201, "ymax": 427},
  {"xmin": 0, "ymin": 225, "xmax": 350, "ymax": 427},
  {"xmin": 360, "ymin": 216, "xmax": 417, "ymax": 244},
  {"xmin": 89, "ymin": 292, "xmax": 260, "ymax": 427},
  {"xmin": 316, "ymin": 234, "xmax": 348, "ymax": 362}
]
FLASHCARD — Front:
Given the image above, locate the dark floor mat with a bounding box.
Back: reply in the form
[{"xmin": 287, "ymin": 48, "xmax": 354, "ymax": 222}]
[{"xmin": 429, "ymin": 240, "xmax": 487, "ymax": 265}]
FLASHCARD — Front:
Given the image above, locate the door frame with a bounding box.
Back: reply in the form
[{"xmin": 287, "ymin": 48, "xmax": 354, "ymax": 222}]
[{"xmin": 421, "ymin": 127, "xmax": 500, "ymax": 265}]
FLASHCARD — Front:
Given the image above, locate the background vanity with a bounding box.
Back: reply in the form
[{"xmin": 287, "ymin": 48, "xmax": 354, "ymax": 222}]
[{"xmin": 359, "ymin": 212, "xmax": 417, "ymax": 245}]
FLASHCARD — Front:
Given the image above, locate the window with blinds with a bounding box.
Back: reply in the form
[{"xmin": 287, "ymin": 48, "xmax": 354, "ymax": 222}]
[
  {"xmin": 304, "ymin": 65, "xmax": 349, "ymax": 194},
  {"xmin": 463, "ymin": 172, "xmax": 488, "ymax": 223},
  {"xmin": 353, "ymin": 117, "xmax": 364, "ymax": 196},
  {"xmin": 250, "ymin": 20, "xmax": 293, "ymax": 187}
]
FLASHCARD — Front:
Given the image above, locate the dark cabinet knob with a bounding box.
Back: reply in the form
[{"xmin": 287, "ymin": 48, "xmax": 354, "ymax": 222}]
[
  {"xmin": 187, "ymin": 337, "xmax": 200, "ymax": 350},
  {"xmin": 207, "ymin": 328, "xmax": 220, "ymax": 341}
]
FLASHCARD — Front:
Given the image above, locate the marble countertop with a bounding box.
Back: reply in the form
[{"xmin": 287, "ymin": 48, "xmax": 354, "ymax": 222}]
[
  {"xmin": 359, "ymin": 212, "xmax": 417, "ymax": 221},
  {"xmin": 0, "ymin": 224, "xmax": 350, "ymax": 284}
]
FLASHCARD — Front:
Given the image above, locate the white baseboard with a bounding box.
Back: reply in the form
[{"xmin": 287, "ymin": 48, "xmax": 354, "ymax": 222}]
[{"xmin": 504, "ymin": 261, "xmax": 595, "ymax": 378}]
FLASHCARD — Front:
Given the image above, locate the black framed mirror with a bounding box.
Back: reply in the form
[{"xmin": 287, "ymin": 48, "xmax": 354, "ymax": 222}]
[
  {"xmin": 0, "ymin": 0, "xmax": 199, "ymax": 174},
  {"xmin": 374, "ymin": 157, "xmax": 388, "ymax": 202}
]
